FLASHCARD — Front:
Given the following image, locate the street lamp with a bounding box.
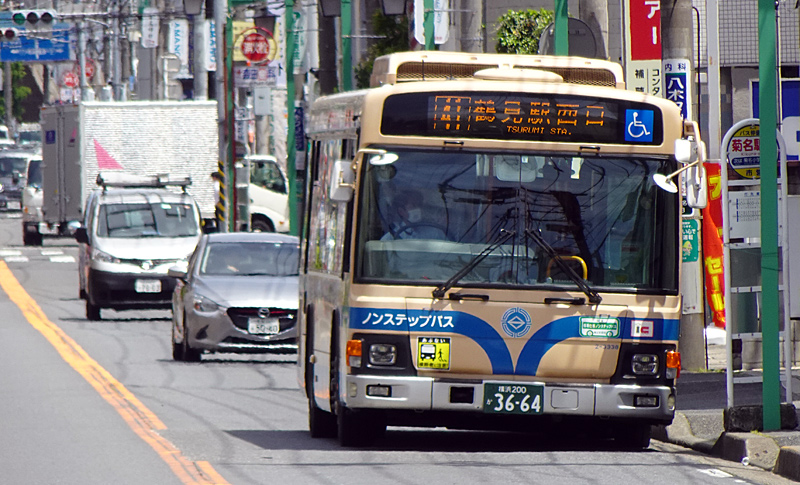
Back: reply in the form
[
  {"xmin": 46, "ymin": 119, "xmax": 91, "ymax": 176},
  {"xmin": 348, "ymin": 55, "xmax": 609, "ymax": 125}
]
[
  {"xmin": 183, "ymin": 0, "xmax": 204, "ymax": 16},
  {"xmin": 320, "ymin": 0, "xmax": 340, "ymax": 17},
  {"xmin": 381, "ymin": 0, "xmax": 406, "ymax": 16}
]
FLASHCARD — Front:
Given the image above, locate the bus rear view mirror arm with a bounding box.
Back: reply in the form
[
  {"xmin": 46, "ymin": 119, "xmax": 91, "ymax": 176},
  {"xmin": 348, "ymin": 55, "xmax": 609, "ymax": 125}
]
[{"xmin": 330, "ymin": 160, "xmax": 355, "ymax": 202}]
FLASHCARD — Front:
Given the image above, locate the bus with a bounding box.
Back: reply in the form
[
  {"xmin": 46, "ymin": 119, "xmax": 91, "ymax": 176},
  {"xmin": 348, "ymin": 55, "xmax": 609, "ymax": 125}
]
[{"xmin": 298, "ymin": 51, "xmax": 707, "ymax": 448}]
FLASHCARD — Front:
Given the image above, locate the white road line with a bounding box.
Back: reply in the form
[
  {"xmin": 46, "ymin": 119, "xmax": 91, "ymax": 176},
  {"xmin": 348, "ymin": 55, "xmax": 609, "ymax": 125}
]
[
  {"xmin": 4, "ymin": 256, "xmax": 29, "ymax": 262},
  {"xmin": 0, "ymin": 250, "xmax": 22, "ymax": 256},
  {"xmin": 697, "ymin": 468, "xmax": 733, "ymax": 478},
  {"xmin": 49, "ymin": 256, "xmax": 75, "ymax": 263},
  {"xmin": 41, "ymin": 249, "xmax": 64, "ymax": 256}
]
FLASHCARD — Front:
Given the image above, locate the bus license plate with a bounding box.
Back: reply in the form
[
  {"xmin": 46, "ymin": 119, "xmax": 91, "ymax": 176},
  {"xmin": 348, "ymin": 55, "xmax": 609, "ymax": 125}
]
[
  {"xmin": 483, "ymin": 383, "xmax": 543, "ymax": 415},
  {"xmin": 134, "ymin": 279, "xmax": 161, "ymax": 293},
  {"xmin": 248, "ymin": 318, "xmax": 280, "ymax": 335}
]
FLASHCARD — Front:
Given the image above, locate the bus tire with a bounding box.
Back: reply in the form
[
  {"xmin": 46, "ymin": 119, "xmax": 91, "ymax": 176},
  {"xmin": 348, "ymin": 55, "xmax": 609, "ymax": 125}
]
[
  {"xmin": 337, "ymin": 406, "xmax": 385, "ymax": 447},
  {"xmin": 86, "ymin": 300, "xmax": 101, "ymax": 321},
  {"xmin": 309, "ymin": 397, "xmax": 337, "ymax": 438},
  {"xmin": 614, "ymin": 422, "xmax": 651, "ymax": 450},
  {"xmin": 306, "ymin": 307, "xmax": 337, "ymax": 438}
]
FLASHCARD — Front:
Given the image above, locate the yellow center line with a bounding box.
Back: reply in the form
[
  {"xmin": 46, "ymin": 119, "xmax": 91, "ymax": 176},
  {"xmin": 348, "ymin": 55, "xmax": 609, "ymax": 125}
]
[{"xmin": 0, "ymin": 262, "xmax": 230, "ymax": 485}]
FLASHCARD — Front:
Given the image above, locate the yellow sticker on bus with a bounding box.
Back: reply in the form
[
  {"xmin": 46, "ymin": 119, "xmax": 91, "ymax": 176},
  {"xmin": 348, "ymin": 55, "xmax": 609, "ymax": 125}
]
[{"xmin": 417, "ymin": 336, "xmax": 450, "ymax": 370}]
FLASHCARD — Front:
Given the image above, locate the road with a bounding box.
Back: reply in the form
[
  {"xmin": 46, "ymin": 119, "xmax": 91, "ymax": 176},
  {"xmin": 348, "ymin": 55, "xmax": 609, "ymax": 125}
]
[{"xmin": 0, "ymin": 213, "xmax": 792, "ymax": 485}]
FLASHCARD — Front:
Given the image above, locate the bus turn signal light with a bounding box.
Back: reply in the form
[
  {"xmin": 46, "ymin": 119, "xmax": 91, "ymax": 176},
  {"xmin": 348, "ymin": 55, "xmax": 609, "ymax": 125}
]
[
  {"xmin": 346, "ymin": 339, "xmax": 362, "ymax": 367},
  {"xmin": 666, "ymin": 350, "xmax": 680, "ymax": 379}
]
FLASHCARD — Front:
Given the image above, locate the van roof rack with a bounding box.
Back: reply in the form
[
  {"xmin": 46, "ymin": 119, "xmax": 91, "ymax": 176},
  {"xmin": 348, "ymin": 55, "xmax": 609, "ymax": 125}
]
[{"xmin": 96, "ymin": 172, "xmax": 192, "ymax": 191}]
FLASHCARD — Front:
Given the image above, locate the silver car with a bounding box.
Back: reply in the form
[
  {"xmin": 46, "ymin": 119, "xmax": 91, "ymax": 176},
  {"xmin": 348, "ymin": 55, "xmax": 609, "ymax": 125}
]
[{"xmin": 169, "ymin": 232, "xmax": 299, "ymax": 361}]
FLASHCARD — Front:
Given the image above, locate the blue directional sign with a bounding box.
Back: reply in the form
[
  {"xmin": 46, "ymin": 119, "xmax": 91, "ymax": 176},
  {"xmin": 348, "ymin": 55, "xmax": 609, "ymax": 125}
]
[
  {"xmin": 0, "ymin": 23, "xmax": 72, "ymax": 62},
  {"xmin": 752, "ymin": 79, "xmax": 800, "ymax": 161}
]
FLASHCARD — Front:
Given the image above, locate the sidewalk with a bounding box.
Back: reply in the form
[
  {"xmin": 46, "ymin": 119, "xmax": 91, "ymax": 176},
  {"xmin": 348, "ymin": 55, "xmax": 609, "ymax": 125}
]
[{"xmin": 654, "ymin": 326, "xmax": 800, "ymax": 481}]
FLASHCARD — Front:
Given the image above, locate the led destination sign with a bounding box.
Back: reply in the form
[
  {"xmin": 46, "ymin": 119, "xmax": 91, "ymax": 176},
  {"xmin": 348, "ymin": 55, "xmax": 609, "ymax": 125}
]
[{"xmin": 381, "ymin": 92, "xmax": 663, "ymax": 145}]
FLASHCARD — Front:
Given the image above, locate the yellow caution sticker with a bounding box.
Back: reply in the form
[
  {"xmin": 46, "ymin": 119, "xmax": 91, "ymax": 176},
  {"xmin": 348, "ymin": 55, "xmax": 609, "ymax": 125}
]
[{"xmin": 417, "ymin": 336, "xmax": 450, "ymax": 370}]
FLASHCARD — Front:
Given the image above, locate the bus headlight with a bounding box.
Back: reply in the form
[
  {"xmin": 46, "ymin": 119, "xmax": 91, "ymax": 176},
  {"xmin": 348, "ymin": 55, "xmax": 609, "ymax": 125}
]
[
  {"xmin": 369, "ymin": 344, "xmax": 397, "ymax": 365},
  {"xmin": 631, "ymin": 354, "xmax": 659, "ymax": 375}
]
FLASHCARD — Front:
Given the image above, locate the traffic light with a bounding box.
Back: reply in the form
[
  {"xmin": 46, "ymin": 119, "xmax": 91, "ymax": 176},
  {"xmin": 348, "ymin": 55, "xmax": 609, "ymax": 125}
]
[
  {"xmin": 0, "ymin": 27, "xmax": 18, "ymax": 41},
  {"xmin": 11, "ymin": 9, "xmax": 55, "ymax": 28}
]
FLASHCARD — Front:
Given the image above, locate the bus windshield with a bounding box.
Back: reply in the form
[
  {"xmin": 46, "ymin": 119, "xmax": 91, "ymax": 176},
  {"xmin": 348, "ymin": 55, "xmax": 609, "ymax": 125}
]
[{"xmin": 355, "ymin": 148, "xmax": 678, "ymax": 293}]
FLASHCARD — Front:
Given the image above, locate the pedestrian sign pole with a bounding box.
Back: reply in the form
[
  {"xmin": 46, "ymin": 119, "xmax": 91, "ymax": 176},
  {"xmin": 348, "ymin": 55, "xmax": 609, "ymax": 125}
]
[{"xmin": 758, "ymin": 0, "xmax": 781, "ymax": 432}]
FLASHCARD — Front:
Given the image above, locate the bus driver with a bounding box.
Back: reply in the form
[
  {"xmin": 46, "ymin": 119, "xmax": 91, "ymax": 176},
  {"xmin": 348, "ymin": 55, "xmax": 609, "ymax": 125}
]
[{"xmin": 381, "ymin": 191, "xmax": 447, "ymax": 241}]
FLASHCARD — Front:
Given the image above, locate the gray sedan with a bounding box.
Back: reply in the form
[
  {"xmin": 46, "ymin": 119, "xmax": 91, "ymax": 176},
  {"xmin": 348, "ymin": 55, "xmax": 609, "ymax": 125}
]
[{"xmin": 169, "ymin": 232, "xmax": 299, "ymax": 361}]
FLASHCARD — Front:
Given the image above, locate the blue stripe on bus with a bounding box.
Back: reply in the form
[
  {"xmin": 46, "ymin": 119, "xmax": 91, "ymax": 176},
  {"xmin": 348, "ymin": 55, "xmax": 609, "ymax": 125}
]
[
  {"xmin": 349, "ymin": 307, "xmax": 514, "ymax": 374},
  {"xmin": 348, "ymin": 307, "xmax": 679, "ymax": 376}
]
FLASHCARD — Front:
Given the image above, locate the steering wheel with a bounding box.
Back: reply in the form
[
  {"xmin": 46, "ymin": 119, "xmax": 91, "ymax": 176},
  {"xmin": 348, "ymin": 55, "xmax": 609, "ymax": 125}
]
[{"xmin": 392, "ymin": 222, "xmax": 448, "ymax": 239}]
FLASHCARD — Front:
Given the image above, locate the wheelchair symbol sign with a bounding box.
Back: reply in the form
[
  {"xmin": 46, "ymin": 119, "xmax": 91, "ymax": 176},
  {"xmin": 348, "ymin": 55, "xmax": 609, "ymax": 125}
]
[{"xmin": 625, "ymin": 109, "xmax": 654, "ymax": 142}]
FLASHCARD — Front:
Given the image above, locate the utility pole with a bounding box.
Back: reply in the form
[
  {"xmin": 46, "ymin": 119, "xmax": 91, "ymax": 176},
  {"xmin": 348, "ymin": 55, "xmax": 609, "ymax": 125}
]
[
  {"xmin": 662, "ymin": 0, "xmax": 704, "ymax": 371},
  {"xmin": 4, "ymin": 62, "xmax": 11, "ymax": 131}
]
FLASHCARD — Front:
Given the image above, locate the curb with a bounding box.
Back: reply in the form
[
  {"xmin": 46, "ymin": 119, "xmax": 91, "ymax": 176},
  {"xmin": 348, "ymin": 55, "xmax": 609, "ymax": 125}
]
[{"xmin": 657, "ymin": 412, "xmax": 800, "ymax": 482}]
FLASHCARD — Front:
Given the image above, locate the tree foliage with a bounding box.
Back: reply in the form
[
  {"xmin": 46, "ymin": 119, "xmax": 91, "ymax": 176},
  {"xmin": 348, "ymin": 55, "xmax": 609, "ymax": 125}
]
[
  {"xmin": 0, "ymin": 63, "xmax": 32, "ymax": 121},
  {"xmin": 354, "ymin": 11, "xmax": 409, "ymax": 89},
  {"xmin": 495, "ymin": 8, "xmax": 554, "ymax": 55}
]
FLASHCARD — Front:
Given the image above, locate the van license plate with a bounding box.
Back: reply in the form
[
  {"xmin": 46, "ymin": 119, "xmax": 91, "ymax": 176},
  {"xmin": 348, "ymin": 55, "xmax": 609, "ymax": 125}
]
[
  {"xmin": 248, "ymin": 318, "xmax": 280, "ymax": 335},
  {"xmin": 135, "ymin": 279, "xmax": 161, "ymax": 293},
  {"xmin": 483, "ymin": 383, "xmax": 543, "ymax": 415}
]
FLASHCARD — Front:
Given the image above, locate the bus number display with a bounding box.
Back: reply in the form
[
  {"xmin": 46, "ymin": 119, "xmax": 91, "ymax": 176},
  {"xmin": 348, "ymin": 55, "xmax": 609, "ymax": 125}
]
[{"xmin": 381, "ymin": 92, "xmax": 663, "ymax": 145}]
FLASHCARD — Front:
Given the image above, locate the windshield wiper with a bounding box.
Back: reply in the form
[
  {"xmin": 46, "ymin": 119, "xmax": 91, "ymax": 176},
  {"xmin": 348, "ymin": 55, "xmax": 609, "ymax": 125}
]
[
  {"xmin": 432, "ymin": 229, "xmax": 516, "ymax": 299},
  {"xmin": 524, "ymin": 228, "xmax": 602, "ymax": 305}
]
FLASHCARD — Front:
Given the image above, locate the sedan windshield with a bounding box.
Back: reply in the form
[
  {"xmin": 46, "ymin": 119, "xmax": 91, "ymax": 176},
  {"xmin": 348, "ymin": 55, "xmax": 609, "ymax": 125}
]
[
  {"xmin": 355, "ymin": 148, "xmax": 679, "ymax": 293},
  {"xmin": 97, "ymin": 202, "xmax": 199, "ymax": 238},
  {"xmin": 201, "ymin": 241, "xmax": 300, "ymax": 276}
]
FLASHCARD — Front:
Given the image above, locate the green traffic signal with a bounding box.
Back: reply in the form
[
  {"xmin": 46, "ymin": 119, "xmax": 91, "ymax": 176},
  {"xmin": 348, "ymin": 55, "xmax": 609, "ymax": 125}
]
[{"xmin": 11, "ymin": 13, "xmax": 25, "ymax": 25}]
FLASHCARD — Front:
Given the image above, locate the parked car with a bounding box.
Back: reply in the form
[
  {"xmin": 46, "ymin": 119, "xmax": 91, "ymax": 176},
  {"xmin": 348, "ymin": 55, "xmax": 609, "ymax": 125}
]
[
  {"xmin": 168, "ymin": 231, "xmax": 299, "ymax": 361},
  {"xmin": 0, "ymin": 125, "xmax": 14, "ymax": 146},
  {"xmin": 75, "ymin": 172, "xmax": 203, "ymax": 320}
]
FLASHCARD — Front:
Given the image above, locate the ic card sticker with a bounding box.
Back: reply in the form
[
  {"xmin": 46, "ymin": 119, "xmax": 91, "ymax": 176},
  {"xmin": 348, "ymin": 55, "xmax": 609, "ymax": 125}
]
[
  {"xmin": 579, "ymin": 316, "xmax": 620, "ymax": 338},
  {"xmin": 417, "ymin": 336, "xmax": 450, "ymax": 370}
]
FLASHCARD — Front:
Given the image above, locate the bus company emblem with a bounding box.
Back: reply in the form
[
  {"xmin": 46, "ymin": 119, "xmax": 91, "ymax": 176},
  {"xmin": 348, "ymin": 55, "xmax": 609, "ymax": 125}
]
[
  {"xmin": 501, "ymin": 307, "xmax": 531, "ymax": 338},
  {"xmin": 579, "ymin": 316, "xmax": 620, "ymax": 338}
]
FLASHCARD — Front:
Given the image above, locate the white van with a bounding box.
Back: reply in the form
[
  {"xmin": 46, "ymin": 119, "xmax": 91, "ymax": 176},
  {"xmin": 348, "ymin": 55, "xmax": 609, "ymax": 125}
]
[
  {"xmin": 75, "ymin": 173, "xmax": 203, "ymax": 320},
  {"xmin": 21, "ymin": 156, "xmax": 46, "ymax": 245},
  {"xmin": 246, "ymin": 155, "xmax": 290, "ymax": 233},
  {"xmin": 0, "ymin": 125, "xmax": 14, "ymax": 146}
]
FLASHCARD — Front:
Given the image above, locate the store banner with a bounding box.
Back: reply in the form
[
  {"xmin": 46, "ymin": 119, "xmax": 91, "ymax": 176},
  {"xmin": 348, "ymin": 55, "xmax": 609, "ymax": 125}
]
[{"xmin": 702, "ymin": 162, "xmax": 726, "ymax": 328}]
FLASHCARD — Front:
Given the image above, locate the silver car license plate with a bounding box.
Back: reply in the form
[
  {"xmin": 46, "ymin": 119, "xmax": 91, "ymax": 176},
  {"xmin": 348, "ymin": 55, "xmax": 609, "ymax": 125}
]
[
  {"xmin": 248, "ymin": 317, "xmax": 280, "ymax": 335},
  {"xmin": 134, "ymin": 279, "xmax": 161, "ymax": 293}
]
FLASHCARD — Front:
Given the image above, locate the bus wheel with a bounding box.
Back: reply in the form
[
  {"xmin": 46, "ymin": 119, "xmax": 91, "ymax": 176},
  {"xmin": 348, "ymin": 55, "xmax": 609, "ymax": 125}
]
[
  {"xmin": 308, "ymin": 397, "xmax": 337, "ymax": 438},
  {"xmin": 86, "ymin": 301, "xmax": 101, "ymax": 321},
  {"xmin": 614, "ymin": 422, "xmax": 651, "ymax": 450},
  {"xmin": 337, "ymin": 406, "xmax": 385, "ymax": 447}
]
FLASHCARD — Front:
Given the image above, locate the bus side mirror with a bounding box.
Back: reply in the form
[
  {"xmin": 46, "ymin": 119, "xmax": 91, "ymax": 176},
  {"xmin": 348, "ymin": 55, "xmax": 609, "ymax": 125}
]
[
  {"xmin": 684, "ymin": 163, "xmax": 708, "ymax": 209},
  {"xmin": 330, "ymin": 160, "xmax": 355, "ymax": 202}
]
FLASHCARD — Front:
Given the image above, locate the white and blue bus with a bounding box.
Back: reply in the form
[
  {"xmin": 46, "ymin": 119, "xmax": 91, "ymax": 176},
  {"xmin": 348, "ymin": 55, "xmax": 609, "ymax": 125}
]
[{"xmin": 298, "ymin": 51, "xmax": 706, "ymax": 448}]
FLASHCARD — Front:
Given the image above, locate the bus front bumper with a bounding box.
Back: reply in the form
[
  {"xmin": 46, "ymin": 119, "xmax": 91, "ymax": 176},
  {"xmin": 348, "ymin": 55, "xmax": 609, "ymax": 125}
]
[{"xmin": 343, "ymin": 374, "xmax": 675, "ymax": 422}]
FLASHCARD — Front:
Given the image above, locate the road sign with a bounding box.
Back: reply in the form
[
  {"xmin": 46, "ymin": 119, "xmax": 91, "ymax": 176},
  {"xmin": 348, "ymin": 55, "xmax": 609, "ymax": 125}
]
[
  {"xmin": 241, "ymin": 31, "xmax": 269, "ymax": 63},
  {"xmin": 75, "ymin": 59, "xmax": 95, "ymax": 80},
  {"xmin": 0, "ymin": 24, "xmax": 71, "ymax": 62},
  {"xmin": 62, "ymin": 71, "xmax": 78, "ymax": 88},
  {"xmin": 752, "ymin": 79, "xmax": 800, "ymax": 161}
]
